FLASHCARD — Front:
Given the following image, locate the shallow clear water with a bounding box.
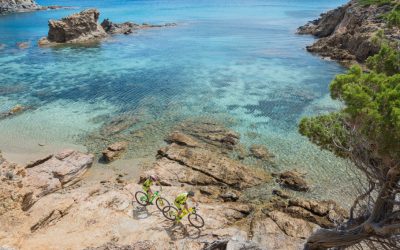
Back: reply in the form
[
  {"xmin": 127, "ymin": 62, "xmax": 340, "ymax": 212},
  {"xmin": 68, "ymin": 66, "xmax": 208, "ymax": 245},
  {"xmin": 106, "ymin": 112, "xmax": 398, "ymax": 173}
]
[{"xmin": 0, "ymin": 0, "xmax": 355, "ymax": 203}]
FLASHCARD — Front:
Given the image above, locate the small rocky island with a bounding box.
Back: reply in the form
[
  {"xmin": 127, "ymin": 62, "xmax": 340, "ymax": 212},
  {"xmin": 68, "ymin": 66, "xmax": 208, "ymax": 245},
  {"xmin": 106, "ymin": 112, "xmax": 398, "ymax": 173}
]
[{"xmin": 38, "ymin": 9, "xmax": 176, "ymax": 45}]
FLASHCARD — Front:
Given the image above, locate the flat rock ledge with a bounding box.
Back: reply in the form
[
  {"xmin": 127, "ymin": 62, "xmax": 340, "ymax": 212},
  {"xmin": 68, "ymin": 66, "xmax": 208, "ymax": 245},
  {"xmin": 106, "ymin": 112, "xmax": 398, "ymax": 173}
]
[
  {"xmin": 38, "ymin": 8, "xmax": 176, "ymax": 46},
  {"xmin": 0, "ymin": 149, "xmax": 94, "ymax": 214}
]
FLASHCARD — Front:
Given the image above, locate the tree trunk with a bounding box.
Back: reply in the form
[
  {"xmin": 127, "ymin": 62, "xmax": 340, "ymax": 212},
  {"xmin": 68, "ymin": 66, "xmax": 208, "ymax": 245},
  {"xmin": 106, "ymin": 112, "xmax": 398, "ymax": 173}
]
[{"xmin": 304, "ymin": 226, "xmax": 370, "ymax": 249}]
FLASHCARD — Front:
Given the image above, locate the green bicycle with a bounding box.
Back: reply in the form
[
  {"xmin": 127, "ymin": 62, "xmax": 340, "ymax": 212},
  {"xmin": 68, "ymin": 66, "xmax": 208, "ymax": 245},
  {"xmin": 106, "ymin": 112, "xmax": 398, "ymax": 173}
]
[
  {"xmin": 162, "ymin": 205, "xmax": 205, "ymax": 228},
  {"xmin": 134, "ymin": 189, "xmax": 170, "ymax": 211}
]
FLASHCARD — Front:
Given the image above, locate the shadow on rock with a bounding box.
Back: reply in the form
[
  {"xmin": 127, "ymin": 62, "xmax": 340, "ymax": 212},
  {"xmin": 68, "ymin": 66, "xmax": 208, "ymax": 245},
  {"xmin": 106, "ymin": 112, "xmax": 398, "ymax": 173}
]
[
  {"xmin": 162, "ymin": 220, "xmax": 202, "ymax": 241},
  {"xmin": 131, "ymin": 204, "xmax": 154, "ymax": 219}
]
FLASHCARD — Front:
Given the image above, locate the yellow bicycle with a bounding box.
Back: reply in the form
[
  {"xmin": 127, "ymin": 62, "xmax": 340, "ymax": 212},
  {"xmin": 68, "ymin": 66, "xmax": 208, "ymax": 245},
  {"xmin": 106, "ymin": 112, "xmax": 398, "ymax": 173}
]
[{"xmin": 162, "ymin": 205, "xmax": 205, "ymax": 228}]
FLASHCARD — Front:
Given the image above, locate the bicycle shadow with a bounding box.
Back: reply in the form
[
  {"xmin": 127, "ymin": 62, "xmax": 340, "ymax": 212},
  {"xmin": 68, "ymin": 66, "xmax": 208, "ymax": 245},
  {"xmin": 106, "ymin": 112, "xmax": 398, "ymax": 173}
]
[
  {"xmin": 162, "ymin": 220, "xmax": 203, "ymax": 241},
  {"xmin": 131, "ymin": 203, "xmax": 159, "ymax": 220}
]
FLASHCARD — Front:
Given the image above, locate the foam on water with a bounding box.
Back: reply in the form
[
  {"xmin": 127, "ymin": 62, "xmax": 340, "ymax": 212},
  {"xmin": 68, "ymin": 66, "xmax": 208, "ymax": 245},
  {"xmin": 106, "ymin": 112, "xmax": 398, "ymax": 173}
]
[{"xmin": 0, "ymin": 0, "xmax": 355, "ymax": 204}]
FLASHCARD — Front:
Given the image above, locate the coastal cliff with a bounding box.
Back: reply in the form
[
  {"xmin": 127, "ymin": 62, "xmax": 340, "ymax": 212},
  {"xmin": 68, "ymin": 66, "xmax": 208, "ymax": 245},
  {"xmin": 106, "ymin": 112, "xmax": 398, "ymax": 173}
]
[
  {"xmin": 0, "ymin": 0, "xmax": 41, "ymax": 14},
  {"xmin": 298, "ymin": 0, "xmax": 400, "ymax": 64}
]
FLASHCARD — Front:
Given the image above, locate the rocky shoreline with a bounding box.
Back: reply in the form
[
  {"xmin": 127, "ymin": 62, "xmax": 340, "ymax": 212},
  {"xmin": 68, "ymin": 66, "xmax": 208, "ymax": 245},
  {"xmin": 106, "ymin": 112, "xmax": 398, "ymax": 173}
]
[
  {"xmin": 0, "ymin": 0, "xmax": 65, "ymax": 15},
  {"xmin": 298, "ymin": 0, "xmax": 400, "ymax": 65},
  {"xmin": 0, "ymin": 120, "xmax": 348, "ymax": 249}
]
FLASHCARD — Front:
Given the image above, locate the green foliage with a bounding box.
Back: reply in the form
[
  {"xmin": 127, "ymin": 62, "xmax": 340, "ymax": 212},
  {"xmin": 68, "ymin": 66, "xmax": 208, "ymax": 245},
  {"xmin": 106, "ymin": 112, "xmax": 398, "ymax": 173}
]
[
  {"xmin": 384, "ymin": 5, "xmax": 400, "ymax": 28},
  {"xmin": 299, "ymin": 113, "xmax": 350, "ymax": 157},
  {"xmin": 358, "ymin": 0, "xmax": 394, "ymax": 7},
  {"xmin": 299, "ymin": 44, "xmax": 400, "ymax": 161},
  {"xmin": 367, "ymin": 44, "xmax": 400, "ymax": 75}
]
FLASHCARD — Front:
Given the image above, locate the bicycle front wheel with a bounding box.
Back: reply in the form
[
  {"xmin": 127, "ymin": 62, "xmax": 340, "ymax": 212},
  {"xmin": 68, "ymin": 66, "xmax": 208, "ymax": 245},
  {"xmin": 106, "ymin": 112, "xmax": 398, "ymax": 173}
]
[
  {"xmin": 188, "ymin": 213, "xmax": 204, "ymax": 228},
  {"xmin": 135, "ymin": 191, "xmax": 148, "ymax": 206},
  {"xmin": 162, "ymin": 206, "xmax": 178, "ymax": 221},
  {"xmin": 156, "ymin": 197, "xmax": 170, "ymax": 211}
]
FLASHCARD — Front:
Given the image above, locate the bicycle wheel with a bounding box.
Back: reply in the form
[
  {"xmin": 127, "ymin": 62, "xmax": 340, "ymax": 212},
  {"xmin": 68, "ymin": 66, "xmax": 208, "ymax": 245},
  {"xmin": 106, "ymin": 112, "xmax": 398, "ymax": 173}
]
[
  {"xmin": 156, "ymin": 197, "xmax": 170, "ymax": 211},
  {"xmin": 162, "ymin": 206, "xmax": 178, "ymax": 221},
  {"xmin": 135, "ymin": 191, "xmax": 148, "ymax": 206},
  {"xmin": 188, "ymin": 213, "xmax": 205, "ymax": 228}
]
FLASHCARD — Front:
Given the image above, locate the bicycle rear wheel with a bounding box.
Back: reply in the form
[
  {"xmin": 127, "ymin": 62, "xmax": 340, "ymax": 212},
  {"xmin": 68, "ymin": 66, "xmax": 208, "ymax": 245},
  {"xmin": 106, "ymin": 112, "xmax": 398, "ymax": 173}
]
[
  {"xmin": 188, "ymin": 213, "xmax": 204, "ymax": 228},
  {"xmin": 135, "ymin": 191, "xmax": 148, "ymax": 206},
  {"xmin": 162, "ymin": 206, "xmax": 178, "ymax": 221},
  {"xmin": 156, "ymin": 197, "xmax": 170, "ymax": 211}
]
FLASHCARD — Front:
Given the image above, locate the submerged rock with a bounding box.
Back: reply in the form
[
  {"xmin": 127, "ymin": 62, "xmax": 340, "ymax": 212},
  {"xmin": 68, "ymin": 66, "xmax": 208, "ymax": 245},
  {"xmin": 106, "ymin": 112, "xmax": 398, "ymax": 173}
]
[
  {"xmin": 9, "ymin": 104, "xmax": 24, "ymax": 114},
  {"xmin": 102, "ymin": 141, "xmax": 128, "ymax": 162},
  {"xmin": 249, "ymin": 144, "xmax": 274, "ymax": 160},
  {"xmin": 278, "ymin": 170, "xmax": 310, "ymax": 192},
  {"xmin": 100, "ymin": 19, "xmax": 138, "ymax": 35}
]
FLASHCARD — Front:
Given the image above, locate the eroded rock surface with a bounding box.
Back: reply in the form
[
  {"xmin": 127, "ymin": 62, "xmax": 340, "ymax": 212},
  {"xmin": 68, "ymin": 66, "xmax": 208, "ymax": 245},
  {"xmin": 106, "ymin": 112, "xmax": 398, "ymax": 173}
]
[
  {"xmin": 39, "ymin": 9, "xmax": 107, "ymax": 44},
  {"xmin": 0, "ymin": 149, "xmax": 94, "ymax": 213},
  {"xmin": 298, "ymin": 0, "xmax": 398, "ymax": 64}
]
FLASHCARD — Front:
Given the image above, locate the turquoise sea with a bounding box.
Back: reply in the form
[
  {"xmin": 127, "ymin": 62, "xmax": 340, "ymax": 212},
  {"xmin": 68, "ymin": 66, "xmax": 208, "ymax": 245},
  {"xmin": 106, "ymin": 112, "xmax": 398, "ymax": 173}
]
[{"xmin": 0, "ymin": 0, "xmax": 354, "ymax": 203}]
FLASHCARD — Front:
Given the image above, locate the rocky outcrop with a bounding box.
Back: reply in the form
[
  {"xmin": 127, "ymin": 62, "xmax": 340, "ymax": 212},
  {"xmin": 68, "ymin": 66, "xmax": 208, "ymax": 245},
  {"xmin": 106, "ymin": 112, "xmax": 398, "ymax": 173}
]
[
  {"xmin": 266, "ymin": 190, "xmax": 349, "ymax": 229},
  {"xmin": 298, "ymin": 0, "xmax": 398, "ymax": 64},
  {"xmin": 39, "ymin": 9, "xmax": 108, "ymax": 45},
  {"xmin": 0, "ymin": 0, "xmax": 40, "ymax": 14},
  {"xmin": 102, "ymin": 141, "xmax": 128, "ymax": 162},
  {"xmin": 39, "ymin": 9, "xmax": 176, "ymax": 45},
  {"xmin": 0, "ymin": 150, "xmax": 94, "ymax": 214}
]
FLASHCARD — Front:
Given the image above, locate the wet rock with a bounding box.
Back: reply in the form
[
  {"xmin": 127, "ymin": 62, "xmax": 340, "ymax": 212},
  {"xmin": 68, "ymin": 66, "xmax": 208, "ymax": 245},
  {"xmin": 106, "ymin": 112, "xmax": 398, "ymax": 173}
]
[
  {"xmin": 278, "ymin": 170, "xmax": 310, "ymax": 192},
  {"xmin": 102, "ymin": 141, "xmax": 128, "ymax": 162},
  {"xmin": 101, "ymin": 19, "xmax": 137, "ymax": 35},
  {"xmin": 39, "ymin": 9, "xmax": 108, "ymax": 44},
  {"xmin": 165, "ymin": 131, "xmax": 199, "ymax": 147},
  {"xmin": 101, "ymin": 19, "xmax": 176, "ymax": 35},
  {"xmin": 0, "ymin": 0, "xmax": 41, "ymax": 14},
  {"xmin": 297, "ymin": 0, "xmax": 389, "ymax": 63},
  {"xmin": 249, "ymin": 144, "xmax": 274, "ymax": 160}
]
